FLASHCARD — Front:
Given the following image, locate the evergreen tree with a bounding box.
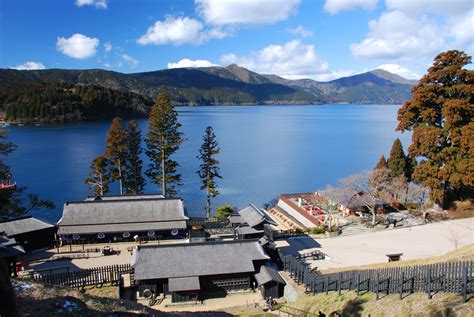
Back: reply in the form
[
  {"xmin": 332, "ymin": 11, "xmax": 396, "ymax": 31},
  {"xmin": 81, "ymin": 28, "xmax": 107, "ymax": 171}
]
[
  {"xmin": 105, "ymin": 117, "xmax": 127, "ymax": 194},
  {"xmin": 374, "ymin": 155, "xmax": 388, "ymax": 170},
  {"xmin": 197, "ymin": 126, "xmax": 222, "ymax": 218},
  {"xmin": 397, "ymin": 50, "xmax": 474, "ymax": 206},
  {"xmin": 123, "ymin": 120, "xmax": 145, "ymax": 194},
  {"xmin": 145, "ymin": 92, "xmax": 184, "ymax": 197},
  {"xmin": 387, "ymin": 138, "xmax": 409, "ymax": 180},
  {"xmin": 85, "ymin": 155, "xmax": 110, "ymax": 196}
]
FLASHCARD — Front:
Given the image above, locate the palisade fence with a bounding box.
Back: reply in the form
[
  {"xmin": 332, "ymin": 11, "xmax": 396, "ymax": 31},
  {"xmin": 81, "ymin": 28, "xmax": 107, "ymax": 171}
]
[
  {"xmin": 31, "ymin": 264, "xmax": 133, "ymax": 288},
  {"xmin": 282, "ymin": 255, "xmax": 474, "ymax": 302}
]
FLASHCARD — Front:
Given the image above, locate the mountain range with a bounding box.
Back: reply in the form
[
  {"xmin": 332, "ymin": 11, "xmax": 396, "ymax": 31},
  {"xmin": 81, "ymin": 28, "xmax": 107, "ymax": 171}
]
[{"xmin": 0, "ymin": 64, "xmax": 417, "ymax": 106}]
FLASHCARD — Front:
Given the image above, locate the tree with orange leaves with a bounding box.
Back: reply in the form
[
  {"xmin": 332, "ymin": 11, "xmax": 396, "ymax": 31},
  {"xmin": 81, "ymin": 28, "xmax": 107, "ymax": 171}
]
[{"xmin": 397, "ymin": 50, "xmax": 473, "ymax": 207}]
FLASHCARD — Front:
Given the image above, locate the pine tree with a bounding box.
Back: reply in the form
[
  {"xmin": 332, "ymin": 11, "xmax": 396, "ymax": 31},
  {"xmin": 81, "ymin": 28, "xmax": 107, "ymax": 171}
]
[
  {"xmin": 105, "ymin": 117, "xmax": 127, "ymax": 195},
  {"xmin": 197, "ymin": 126, "xmax": 222, "ymax": 218},
  {"xmin": 123, "ymin": 120, "xmax": 145, "ymax": 194},
  {"xmin": 387, "ymin": 138, "xmax": 409, "ymax": 180},
  {"xmin": 397, "ymin": 50, "xmax": 473, "ymax": 206},
  {"xmin": 85, "ymin": 155, "xmax": 110, "ymax": 196},
  {"xmin": 374, "ymin": 155, "xmax": 388, "ymax": 170},
  {"xmin": 145, "ymin": 92, "xmax": 184, "ymax": 197}
]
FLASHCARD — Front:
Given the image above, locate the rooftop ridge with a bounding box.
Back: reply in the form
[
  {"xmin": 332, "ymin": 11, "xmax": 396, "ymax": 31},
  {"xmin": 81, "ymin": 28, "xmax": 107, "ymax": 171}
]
[
  {"xmin": 64, "ymin": 197, "xmax": 183, "ymax": 205},
  {"xmin": 137, "ymin": 238, "xmax": 261, "ymax": 250}
]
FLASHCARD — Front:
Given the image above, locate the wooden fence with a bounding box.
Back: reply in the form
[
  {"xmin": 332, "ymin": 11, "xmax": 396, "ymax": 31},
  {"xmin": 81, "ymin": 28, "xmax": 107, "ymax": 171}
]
[
  {"xmin": 282, "ymin": 255, "xmax": 474, "ymax": 302},
  {"xmin": 31, "ymin": 264, "xmax": 133, "ymax": 288}
]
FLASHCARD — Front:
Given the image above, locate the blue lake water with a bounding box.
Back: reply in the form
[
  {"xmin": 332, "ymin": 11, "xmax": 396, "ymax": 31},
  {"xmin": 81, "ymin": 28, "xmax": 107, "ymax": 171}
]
[{"xmin": 3, "ymin": 104, "xmax": 411, "ymax": 223}]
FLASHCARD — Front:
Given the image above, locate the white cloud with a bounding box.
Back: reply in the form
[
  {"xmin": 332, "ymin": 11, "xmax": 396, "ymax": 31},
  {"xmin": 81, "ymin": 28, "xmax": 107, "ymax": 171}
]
[
  {"xmin": 220, "ymin": 40, "xmax": 333, "ymax": 80},
  {"xmin": 57, "ymin": 34, "xmax": 99, "ymax": 59},
  {"xmin": 120, "ymin": 54, "xmax": 139, "ymax": 67},
  {"xmin": 385, "ymin": 0, "xmax": 472, "ymax": 16},
  {"xmin": 10, "ymin": 61, "xmax": 46, "ymax": 70},
  {"xmin": 350, "ymin": 10, "xmax": 444, "ymax": 60},
  {"xmin": 376, "ymin": 64, "xmax": 420, "ymax": 79},
  {"xmin": 287, "ymin": 25, "xmax": 313, "ymax": 38},
  {"xmin": 75, "ymin": 0, "xmax": 107, "ymax": 9},
  {"xmin": 195, "ymin": 0, "xmax": 300, "ymax": 25},
  {"xmin": 167, "ymin": 58, "xmax": 218, "ymax": 69},
  {"xmin": 351, "ymin": 1, "xmax": 474, "ymax": 63},
  {"xmin": 447, "ymin": 9, "xmax": 474, "ymax": 51},
  {"xmin": 323, "ymin": 0, "xmax": 378, "ymax": 14},
  {"xmin": 137, "ymin": 16, "xmax": 229, "ymax": 46},
  {"xmin": 104, "ymin": 42, "xmax": 112, "ymax": 53},
  {"xmin": 104, "ymin": 63, "xmax": 112, "ymax": 68}
]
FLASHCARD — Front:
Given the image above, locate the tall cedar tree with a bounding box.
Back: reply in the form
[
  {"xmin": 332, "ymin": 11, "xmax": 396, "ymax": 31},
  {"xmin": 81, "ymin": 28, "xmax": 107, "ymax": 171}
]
[
  {"xmin": 387, "ymin": 138, "xmax": 409, "ymax": 180},
  {"xmin": 0, "ymin": 130, "xmax": 54, "ymax": 220},
  {"xmin": 374, "ymin": 155, "xmax": 388, "ymax": 169},
  {"xmin": 197, "ymin": 126, "xmax": 222, "ymax": 218},
  {"xmin": 397, "ymin": 50, "xmax": 474, "ymax": 206},
  {"xmin": 145, "ymin": 92, "xmax": 184, "ymax": 197},
  {"xmin": 85, "ymin": 155, "xmax": 110, "ymax": 196},
  {"xmin": 105, "ymin": 117, "xmax": 127, "ymax": 195},
  {"xmin": 123, "ymin": 120, "xmax": 145, "ymax": 194}
]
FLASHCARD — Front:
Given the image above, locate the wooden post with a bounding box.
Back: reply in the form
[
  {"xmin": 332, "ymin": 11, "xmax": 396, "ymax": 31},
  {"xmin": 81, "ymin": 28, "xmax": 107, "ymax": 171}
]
[
  {"xmin": 399, "ymin": 271, "xmax": 404, "ymax": 300},
  {"xmin": 338, "ymin": 273, "xmax": 342, "ymax": 296},
  {"xmin": 427, "ymin": 267, "xmax": 432, "ymax": 299},
  {"xmin": 376, "ymin": 273, "xmax": 380, "ymax": 300},
  {"xmin": 462, "ymin": 264, "xmax": 468, "ymax": 303},
  {"xmin": 356, "ymin": 274, "xmax": 361, "ymax": 295},
  {"xmin": 326, "ymin": 276, "xmax": 330, "ymax": 294}
]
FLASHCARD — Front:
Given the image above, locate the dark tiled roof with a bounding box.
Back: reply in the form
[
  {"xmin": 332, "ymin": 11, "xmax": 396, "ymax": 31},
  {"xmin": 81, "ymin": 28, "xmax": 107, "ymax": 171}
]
[
  {"xmin": 168, "ymin": 276, "xmax": 200, "ymax": 292},
  {"xmin": 132, "ymin": 240, "xmax": 269, "ymax": 280},
  {"xmin": 58, "ymin": 198, "xmax": 188, "ymax": 235},
  {"xmin": 254, "ymin": 266, "xmax": 286, "ymax": 286},
  {"xmin": 0, "ymin": 216, "xmax": 54, "ymax": 236},
  {"xmin": 238, "ymin": 204, "xmax": 277, "ymax": 228},
  {"xmin": 228, "ymin": 214, "xmax": 245, "ymax": 224},
  {"xmin": 236, "ymin": 226, "xmax": 263, "ymax": 236}
]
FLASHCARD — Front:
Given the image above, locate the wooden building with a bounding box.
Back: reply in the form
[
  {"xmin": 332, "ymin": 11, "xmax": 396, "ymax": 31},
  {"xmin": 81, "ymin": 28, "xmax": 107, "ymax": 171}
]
[
  {"xmin": 0, "ymin": 233, "xmax": 25, "ymax": 276},
  {"xmin": 254, "ymin": 265, "xmax": 286, "ymax": 299},
  {"xmin": 0, "ymin": 216, "xmax": 56, "ymax": 251},
  {"xmin": 132, "ymin": 239, "xmax": 270, "ymax": 303},
  {"xmin": 235, "ymin": 204, "xmax": 278, "ymax": 239},
  {"xmin": 57, "ymin": 196, "xmax": 188, "ymax": 243}
]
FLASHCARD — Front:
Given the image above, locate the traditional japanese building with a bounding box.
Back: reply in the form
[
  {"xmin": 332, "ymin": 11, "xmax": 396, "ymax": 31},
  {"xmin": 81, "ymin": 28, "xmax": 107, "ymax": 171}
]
[
  {"xmin": 57, "ymin": 196, "xmax": 188, "ymax": 243},
  {"xmin": 0, "ymin": 216, "xmax": 56, "ymax": 251},
  {"xmin": 254, "ymin": 265, "xmax": 286, "ymax": 299},
  {"xmin": 235, "ymin": 204, "xmax": 278, "ymax": 239},
  {"xmin": 132, "ymin": 239, "xmax": 270, "ymax": 303}
]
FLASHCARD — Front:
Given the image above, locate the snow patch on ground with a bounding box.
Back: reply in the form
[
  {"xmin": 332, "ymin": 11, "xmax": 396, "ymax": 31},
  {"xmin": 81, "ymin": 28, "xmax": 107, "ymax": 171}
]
[{"xmin": 12, "ymin": 281, "xmax": 34, "ymax": 292}]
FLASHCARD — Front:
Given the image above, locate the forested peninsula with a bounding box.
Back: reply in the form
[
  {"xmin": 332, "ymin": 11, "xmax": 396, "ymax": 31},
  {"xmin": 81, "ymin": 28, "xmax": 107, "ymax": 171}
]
[{"xmin": 0, "ymin": 83, "xmax": 152, "ymax": 123}]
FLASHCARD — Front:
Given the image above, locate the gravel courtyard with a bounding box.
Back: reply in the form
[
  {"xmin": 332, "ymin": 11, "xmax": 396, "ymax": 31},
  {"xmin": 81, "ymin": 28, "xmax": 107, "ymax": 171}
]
[{"xmin": 276, "ymin": 218, "xmax": 474, "ymax": 270}]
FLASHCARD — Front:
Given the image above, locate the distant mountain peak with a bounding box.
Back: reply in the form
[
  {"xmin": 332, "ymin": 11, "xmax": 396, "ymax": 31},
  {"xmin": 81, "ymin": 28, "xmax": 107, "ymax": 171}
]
[{"xmin": 368, "ymin": 69, "xmax": 418, "ymax": 85}]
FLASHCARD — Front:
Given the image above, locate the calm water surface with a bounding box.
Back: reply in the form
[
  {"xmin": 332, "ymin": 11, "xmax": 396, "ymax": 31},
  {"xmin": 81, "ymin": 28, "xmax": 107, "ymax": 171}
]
[{"xmin": 4, "ymin": 105, "xmax": 411, "ymax": 223}]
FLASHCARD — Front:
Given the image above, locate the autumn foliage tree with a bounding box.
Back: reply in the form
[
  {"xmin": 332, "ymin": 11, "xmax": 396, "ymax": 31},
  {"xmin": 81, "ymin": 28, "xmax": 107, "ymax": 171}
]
[
  {"xmin": 85, "ymin": 155, "xmax": 110, "ymax": 196},
  {"xmin": 145, "ymin": 92, "xmax": 184, "ymax": 197},
  {"xmin": 397, "ymin": 50, "xmax": 473, "ymax": 206}
]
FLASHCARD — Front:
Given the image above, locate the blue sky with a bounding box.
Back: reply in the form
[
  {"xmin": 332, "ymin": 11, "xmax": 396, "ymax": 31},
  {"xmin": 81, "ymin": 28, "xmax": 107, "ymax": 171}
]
[{"xmin": 1, "ymin": 0, "xmax": 473, "ymax": 81}]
